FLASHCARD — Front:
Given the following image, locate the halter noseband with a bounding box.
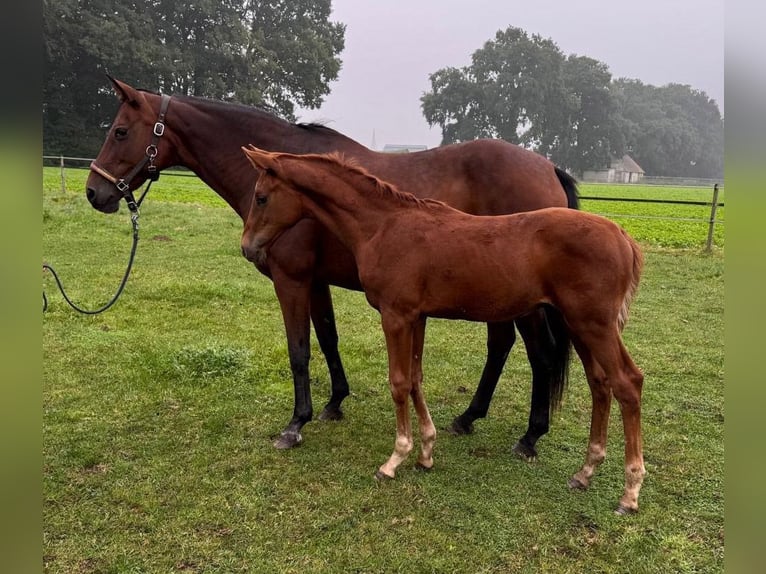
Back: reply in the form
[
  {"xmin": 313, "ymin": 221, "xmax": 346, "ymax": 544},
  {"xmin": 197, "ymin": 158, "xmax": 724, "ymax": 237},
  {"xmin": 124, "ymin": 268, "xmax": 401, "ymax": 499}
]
[{"xmin": 89, "ymin": 93, "xmax": 172, "ymax": 212}]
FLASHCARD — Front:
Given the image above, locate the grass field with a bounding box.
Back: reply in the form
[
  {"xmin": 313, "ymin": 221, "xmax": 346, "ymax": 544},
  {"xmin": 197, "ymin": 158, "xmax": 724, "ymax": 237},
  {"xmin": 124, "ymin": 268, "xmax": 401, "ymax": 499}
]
[{"xmin": 43, "ymin": 169, "xmax": 724, "ymax": 573}]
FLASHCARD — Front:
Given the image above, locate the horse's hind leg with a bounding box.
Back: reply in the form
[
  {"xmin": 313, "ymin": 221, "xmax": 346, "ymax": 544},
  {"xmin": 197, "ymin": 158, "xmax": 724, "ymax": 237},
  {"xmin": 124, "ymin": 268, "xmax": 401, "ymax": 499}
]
[
  {"xmin": 410, "ymin": 317, "xmax": 436, "ymax": 470},
  {"xmin": 449, "ymin": 321, "xmax": 516, "ymax": 435},
  {"xmin": 513, "ymin": 307, "xmax": 570, "ymax": 461},
  {"xmin": 309, "ymin": 282, "xmax": 350, "ymax": 421}
]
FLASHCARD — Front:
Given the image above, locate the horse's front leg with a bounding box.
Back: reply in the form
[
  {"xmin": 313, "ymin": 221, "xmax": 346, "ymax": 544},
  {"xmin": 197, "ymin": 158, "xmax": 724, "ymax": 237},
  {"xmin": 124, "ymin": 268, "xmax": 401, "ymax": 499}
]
[
  {"xmin": 270, "ymin": 271, "xmax": 314, "ymax": 449},
  {"xmin": 309, "ymin": 282, "xmax": 350, "ymax": 421},
  {"xmin": 376, "ymin": 312, "xmax": 416, "ymax": 480}
]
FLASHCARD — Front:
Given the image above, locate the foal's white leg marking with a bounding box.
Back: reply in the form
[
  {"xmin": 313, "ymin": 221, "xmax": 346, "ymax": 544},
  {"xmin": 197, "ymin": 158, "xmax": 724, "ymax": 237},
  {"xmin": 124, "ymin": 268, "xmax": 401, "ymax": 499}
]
[
  {"xmin": 378, "ymin": 414, "xmax": 413, "ymax": 479},
  {"xmin": 617, "ymin": 461, "xmax": 647, "ymax": 514},
  {"xmin": 411, "ymin": 384, "xmax": 436, "ymax": 469},
  {"xmin": 570, "ymin": 443, "xmax": 607, "ymax": 490}
]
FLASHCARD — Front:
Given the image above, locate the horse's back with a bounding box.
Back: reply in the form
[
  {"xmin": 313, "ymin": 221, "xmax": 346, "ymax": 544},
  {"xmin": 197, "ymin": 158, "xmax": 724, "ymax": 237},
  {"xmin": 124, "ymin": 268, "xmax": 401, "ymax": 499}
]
[{"xmin": 364, "ymin": 139, "xmax": 570, "ymax": 216}]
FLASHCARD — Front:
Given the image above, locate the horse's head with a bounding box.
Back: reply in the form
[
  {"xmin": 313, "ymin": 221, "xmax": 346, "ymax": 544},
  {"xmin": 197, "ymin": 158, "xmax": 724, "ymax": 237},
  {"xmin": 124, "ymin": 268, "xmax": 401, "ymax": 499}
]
[
  {"xmin": 86, "ymin": 76, "xmax": 177, "ymax": 213},
  {"xmin": 240, "ymin": 146, "xmax": 304, "ymax": 265}
]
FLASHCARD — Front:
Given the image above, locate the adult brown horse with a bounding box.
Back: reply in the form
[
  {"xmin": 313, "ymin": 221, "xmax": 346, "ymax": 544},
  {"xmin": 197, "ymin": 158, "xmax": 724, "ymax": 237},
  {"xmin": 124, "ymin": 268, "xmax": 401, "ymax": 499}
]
[
  {"xmin": 86, "ymin": 77, "xmax": 578, "ymax": 453},
  {"xmin": 240, "ymin": 147, "xmax": 646, "ymax": 514}
]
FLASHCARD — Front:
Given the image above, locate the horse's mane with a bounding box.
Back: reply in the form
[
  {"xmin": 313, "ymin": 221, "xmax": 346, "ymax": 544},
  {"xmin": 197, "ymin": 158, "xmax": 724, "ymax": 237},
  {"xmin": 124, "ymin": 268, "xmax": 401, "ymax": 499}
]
[
  {"xmin": 170, "ymin": 93, "xmax": 350, "ymax": 139},
  {"xmin": 309, "ymin": 153, "xmax": 448, "ymax": 211}
]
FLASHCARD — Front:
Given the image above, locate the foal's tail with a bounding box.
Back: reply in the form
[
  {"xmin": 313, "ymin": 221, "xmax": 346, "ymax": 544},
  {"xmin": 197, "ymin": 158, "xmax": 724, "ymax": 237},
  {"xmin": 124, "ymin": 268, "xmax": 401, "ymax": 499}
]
[{"xmin": 618, "ymin": 232, "xmax": 644, "ymax": 331}]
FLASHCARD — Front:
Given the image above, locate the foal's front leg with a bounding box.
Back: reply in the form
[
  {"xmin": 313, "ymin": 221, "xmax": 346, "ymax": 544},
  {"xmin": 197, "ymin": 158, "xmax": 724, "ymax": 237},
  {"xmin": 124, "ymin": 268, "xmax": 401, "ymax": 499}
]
[
  {"xmin": 376, "ymin": 313, "xmax": 416, "ymax": 480},
  {"xmin": 410, "ymin": 317, "xmax": 436, "ymax": 470}
]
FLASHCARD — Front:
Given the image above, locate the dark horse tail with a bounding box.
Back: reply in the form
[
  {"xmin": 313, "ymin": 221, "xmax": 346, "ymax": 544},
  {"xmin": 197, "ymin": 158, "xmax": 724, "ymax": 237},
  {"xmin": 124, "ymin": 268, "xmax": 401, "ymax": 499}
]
[
  {"xmin": 555, "ymin": 166, "xmax": 580, "ymax": 210},
  {"xmin": 543, "ymin": 166, "xmax": 579, "ymax": 410}
]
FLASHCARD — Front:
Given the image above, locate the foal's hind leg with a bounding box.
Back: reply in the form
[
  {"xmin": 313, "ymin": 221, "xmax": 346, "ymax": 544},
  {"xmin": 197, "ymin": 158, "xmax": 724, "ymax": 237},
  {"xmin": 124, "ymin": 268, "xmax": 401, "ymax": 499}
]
[
  {"xmin": 448, "ymin": 321, "xmax": 516, "ymax": 435},
  {"xmin": 571, "ymin": 329, "xmax": 646, "ymax": 513},
  {"xmin": 568, "ymin": 339, "xmax": 612, "ymax": 491},
  {"xmin": 309, "ymin": 282, "xmax": 350, "ymax": 421}
]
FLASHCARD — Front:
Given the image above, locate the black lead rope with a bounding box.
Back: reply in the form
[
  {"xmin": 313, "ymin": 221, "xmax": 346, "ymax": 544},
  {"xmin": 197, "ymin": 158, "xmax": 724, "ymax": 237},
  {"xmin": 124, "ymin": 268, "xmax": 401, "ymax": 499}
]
[{"xmin": 42, "ymin": 181, "xmax": 153, "ymax": 314}]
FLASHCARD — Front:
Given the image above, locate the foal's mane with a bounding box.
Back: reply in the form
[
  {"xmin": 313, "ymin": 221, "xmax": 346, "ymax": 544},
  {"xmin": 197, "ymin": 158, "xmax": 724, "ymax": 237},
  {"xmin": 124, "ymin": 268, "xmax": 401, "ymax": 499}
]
[{"xmin": 309, "ymin": 153, "xmax": 448, "ymax": 211}]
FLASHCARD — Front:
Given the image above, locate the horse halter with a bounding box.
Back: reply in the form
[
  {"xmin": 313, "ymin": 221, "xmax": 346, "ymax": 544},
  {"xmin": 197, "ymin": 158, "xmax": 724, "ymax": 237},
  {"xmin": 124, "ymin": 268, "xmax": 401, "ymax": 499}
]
[{"xmin": 89, "ymin": 93, "xmax": 172, "ymax": 212}]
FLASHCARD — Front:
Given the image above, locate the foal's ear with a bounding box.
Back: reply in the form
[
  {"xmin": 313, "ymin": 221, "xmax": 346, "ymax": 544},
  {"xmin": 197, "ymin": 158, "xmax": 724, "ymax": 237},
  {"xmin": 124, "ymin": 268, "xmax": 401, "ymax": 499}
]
[
  {"xmin": 107, "ymin": 75, "xmax": 146, "ymax": 109},
  {"xmin": 241, "ymin": 146, "xmax": 279, "ymax": 172}
]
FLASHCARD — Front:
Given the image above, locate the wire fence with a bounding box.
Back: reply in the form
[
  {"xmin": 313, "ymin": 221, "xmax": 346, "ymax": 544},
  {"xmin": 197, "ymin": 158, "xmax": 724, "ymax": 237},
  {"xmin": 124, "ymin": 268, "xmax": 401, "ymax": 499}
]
[{"xmin": 44, "ymin": 155, "xmax": 724, "ymax": 251}]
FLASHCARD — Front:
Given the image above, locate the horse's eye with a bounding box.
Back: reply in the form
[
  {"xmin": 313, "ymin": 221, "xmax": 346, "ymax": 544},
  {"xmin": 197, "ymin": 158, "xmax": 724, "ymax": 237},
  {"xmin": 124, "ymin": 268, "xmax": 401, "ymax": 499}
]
[
  {"xmin": 114, "ymin": 127, "xmax": 128, "ymax": 140},
  {"xmin": 255, "ymin": 195, "xmax": 268, "ymax": 207}
]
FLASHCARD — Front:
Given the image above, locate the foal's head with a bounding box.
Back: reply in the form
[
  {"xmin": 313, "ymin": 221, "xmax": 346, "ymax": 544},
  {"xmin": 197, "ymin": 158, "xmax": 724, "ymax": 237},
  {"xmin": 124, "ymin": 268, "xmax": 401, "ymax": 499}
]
[{"xmin": 240, "ymin": 146, "xmax": 305, "ymax": 264}]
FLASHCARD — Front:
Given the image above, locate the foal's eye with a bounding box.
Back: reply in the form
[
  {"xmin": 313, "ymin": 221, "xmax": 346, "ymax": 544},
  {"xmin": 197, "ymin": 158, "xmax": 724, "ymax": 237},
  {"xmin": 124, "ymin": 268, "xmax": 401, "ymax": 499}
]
[
  {"xmin": 255, "ymin": 195, "xmax": 268, "ymax": 207},
  {"xmin": 114, "ymin": 127, "xmax": 128, "ymax": 140}
]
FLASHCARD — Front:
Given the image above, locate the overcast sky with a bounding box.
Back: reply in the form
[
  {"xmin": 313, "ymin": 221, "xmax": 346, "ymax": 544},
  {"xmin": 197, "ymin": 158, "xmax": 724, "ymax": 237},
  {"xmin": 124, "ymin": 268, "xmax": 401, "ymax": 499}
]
[{"xmin": 295, "ymin": 0, "xmax": 724, "ymax": 150}]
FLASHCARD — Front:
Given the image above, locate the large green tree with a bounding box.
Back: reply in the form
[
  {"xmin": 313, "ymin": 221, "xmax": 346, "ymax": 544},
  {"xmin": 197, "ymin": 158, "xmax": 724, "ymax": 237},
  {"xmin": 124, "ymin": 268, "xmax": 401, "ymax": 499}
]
[
  {"xmin": 421, "ymin": 26, "xmax": 723, "ymax": 178},
  {"xmin": 43, "ymin": 0, "xmax": 345, "ymax": 156},
  {"xmin": 421, "ymin": 27, "xmax": 616, "ymax": 175},
  {"xmin": 611, "ymin": 80, "xmax": 724, "ymax": 178}
]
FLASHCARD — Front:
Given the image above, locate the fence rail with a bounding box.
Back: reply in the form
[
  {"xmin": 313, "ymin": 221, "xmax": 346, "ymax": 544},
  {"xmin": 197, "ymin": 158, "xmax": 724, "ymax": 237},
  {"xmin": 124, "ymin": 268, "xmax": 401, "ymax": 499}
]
[{"xmin": 44, "ymin": 155, "xmax": 724, "ymax": 251}]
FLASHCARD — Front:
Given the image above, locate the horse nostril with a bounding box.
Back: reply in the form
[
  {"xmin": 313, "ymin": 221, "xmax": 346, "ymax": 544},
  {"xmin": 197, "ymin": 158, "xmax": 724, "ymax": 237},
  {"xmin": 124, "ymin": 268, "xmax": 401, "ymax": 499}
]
[{"xmin": 86, "ymin": 188, "xmax": 96, "ymax": 202}]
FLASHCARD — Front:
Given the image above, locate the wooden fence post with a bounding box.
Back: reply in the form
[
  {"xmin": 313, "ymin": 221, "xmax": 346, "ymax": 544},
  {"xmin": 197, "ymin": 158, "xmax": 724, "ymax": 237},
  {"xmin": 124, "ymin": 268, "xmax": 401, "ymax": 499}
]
[
  {"xmin": 705, "ymin": 183, "xmax": 720, "ymax": 252},
  {"xmin": 60, "ymin": 155, "xmax": 66, "ymax": 194}
]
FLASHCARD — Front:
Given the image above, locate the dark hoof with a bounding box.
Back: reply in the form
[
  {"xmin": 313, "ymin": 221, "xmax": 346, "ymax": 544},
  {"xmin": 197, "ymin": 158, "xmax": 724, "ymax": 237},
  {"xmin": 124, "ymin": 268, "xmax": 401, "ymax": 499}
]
[
  {"xmin": 512, "ymin": 441, "xmax": 538, "ymax": 462},
  {"xmin": 446, "ymin": 416, "xmax": 474, "ymax": 436},
  {"xmin": 415, "ymin": 462, "xmax": 433, "ymax": 472},
  {"xmin": 318, "ymin": 406, "xmax": 344, "ymax": 421},
  {"xmin": 568, "ymin": 477, "xmax": 588, "ymax": 491},
  {"xmin": 273, "ymin": 431, "xmax": 302, "ymax": 450},
  {"xmin": 374, "ymin": 470, "xmax": 394, "ymax": 482},
  {"xmin": 615, "ymin": 504, "xmax": 638, "ymax": 516}
]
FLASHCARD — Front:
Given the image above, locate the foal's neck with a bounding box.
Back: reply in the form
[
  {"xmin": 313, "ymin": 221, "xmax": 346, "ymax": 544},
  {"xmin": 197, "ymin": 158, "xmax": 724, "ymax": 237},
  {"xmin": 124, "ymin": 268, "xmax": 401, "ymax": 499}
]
[{"xmin": 286, "ymin": 159, "xmax": 399, "ymax": 253}]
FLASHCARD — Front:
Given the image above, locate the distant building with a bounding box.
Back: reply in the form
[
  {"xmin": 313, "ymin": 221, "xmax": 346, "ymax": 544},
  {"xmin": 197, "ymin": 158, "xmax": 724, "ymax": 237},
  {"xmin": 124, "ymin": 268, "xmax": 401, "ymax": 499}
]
[
  {"xmin": 382, "ymin": 144, "xmax": 428, "ymax": 153},
  {"xmin": 582, "ymin": 155, "xmax": 645, "ymax": 183}
]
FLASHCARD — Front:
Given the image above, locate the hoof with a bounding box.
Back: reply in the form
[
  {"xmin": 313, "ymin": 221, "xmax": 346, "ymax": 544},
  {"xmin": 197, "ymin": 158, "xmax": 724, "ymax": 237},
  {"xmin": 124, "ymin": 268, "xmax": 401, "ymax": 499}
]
[
  {"xmin": 615, "ymin": 504, "xmax": 638, "ymax": 516},
  {"xmin": 273, "ymin": 431, "xmax": 302, "ymax": 450},
  {"xmin": 374, "ymin": 470, "xmax": 394, "ymax": 482},
  {"xmin": 318, "ymin": 406, "xmax": 344, "ymax": 421},
  {"xmin": 568, "ymin": 477, "xmax": 588, "ymax": 491},
  {"xmin": 512, "ymin": 441, "xmax": 537, "ymax": 462},
  {"xmin": 415, "ymin": 462, "xmax": 433, "ymax": 472},
  {"xmin": 446, "ymin": 416, "xmax": 474, "ymax": 436}
]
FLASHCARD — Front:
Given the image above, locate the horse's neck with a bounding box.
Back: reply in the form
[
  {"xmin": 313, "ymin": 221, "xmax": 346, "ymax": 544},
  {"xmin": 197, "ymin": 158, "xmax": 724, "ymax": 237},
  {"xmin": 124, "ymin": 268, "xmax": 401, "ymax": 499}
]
[
  {"xmin": 167, "ymin": 97, "xmax": 368, "ymax": 220},
  {"xmin": 167, "ymin": 100, "xmax": 286, "ymax": 218}
]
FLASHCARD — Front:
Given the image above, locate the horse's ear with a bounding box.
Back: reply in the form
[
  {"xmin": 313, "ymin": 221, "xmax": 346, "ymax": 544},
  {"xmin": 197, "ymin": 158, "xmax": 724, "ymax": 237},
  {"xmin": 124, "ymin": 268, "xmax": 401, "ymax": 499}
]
[
  {"xmin": 242, "ymin": 146, "xmax": 279, "ymax": 172},
  {"xmin": 107, "ymin": 76, "xmax": 145, "ymax": 108}
]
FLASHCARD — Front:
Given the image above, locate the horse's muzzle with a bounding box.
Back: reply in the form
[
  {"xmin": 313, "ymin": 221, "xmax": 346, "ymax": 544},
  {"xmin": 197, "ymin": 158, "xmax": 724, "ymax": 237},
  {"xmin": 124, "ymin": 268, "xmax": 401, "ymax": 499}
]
[{"xmin": 86, "ymin": 187, "xmax": 120, "ymax": 213}]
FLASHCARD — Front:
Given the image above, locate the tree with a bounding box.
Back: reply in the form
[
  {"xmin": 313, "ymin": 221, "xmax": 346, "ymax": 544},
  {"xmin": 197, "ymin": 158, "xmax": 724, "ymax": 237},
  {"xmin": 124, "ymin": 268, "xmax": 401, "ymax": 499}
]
[
  {"xmin": 421, "ymin": 26, "xmax": 723, "ymax": 178},
  {"xmin": 43, "ymin": 0, "xmax": 345, "ymax": 156},
  {"xmin": 611, "ymin": 80, "xmax": 724, "ymax": 177},
  {"xmin": 421, "ymin": 27, "xmax": 616, "ymax": 174},
  {"xmin": 421, "ymin": 27, "xmax": 567, "ymax": 147},
  {"xmin": 552, "ymin": 55, "xmax": 617, "ymax": 175}
]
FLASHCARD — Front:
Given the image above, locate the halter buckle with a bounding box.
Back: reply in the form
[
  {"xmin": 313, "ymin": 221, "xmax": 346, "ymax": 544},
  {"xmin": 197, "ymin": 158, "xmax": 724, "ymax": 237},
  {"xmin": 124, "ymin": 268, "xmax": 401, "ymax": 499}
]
[{"xmin": 153, "ymin": 122, "xmax": 165, "ymax": 137}]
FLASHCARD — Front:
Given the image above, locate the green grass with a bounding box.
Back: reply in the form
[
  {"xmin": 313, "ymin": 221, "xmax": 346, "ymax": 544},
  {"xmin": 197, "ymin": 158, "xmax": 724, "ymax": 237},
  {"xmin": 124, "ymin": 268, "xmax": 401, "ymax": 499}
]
[{"xmin": 43, "ymin": 170, "xmax": 723, "ymax": 573}]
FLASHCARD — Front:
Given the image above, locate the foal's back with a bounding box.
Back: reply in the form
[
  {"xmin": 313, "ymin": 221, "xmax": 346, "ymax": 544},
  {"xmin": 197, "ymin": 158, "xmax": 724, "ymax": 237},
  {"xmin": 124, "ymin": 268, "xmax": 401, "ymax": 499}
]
[{"xmin": 358, "ymin": 207, "xmax": 633, "ymax": 323}]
